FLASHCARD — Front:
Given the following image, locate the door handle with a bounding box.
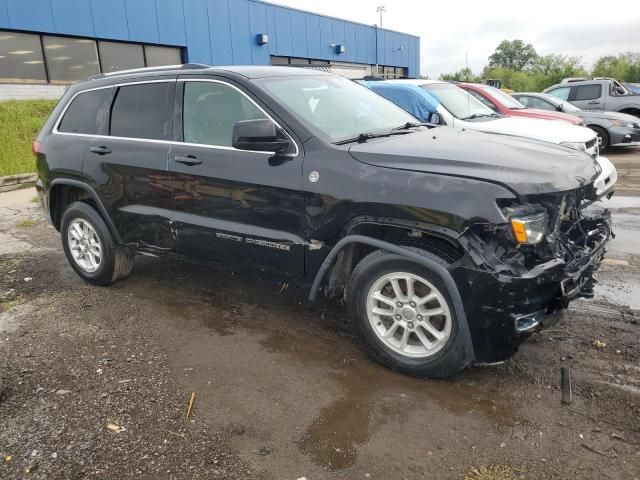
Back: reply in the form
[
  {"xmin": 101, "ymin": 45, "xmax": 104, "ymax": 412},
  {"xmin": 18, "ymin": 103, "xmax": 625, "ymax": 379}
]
[
  {"xmin": 588, "ymin": 101, "xmax": 600, "ymax": 105},
  {"xmin": 174, "ymin": 154, "xmax": 202, "ymax": 166},
  {"xmin": 89, "ymin": 146, "xmax": 111, "ymax": 155}
]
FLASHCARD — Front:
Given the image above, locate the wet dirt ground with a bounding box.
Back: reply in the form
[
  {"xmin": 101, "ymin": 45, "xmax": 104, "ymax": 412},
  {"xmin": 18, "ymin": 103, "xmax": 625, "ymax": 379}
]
[{"xmin": 1, "ymin": 188, "xmax": 639, "ymax": 480}]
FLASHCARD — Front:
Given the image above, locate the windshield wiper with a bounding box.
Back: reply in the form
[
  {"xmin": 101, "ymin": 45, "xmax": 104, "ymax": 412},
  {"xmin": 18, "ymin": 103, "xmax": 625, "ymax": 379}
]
[
  {"xmin": 392, "ymin": 122, "xmax": 436, "ymax": 130},
  {"xmin": 334, "ymin": 130, "xmax": 411, "ymax": 145},
  {"xmin": 462, "ymin": 113, "xmax": 500, "ymax": 120}
]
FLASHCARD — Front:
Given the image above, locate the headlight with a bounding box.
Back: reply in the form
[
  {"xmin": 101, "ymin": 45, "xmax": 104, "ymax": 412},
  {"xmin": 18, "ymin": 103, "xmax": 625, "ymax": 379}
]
[
  {"xmin": 560, "ymin": 141, "xmax": 587, "ymax": 152},
  {"xmin": 610, "ymin": 119, "xmax": 638, "ymax": 128},
  {"xmin": 509, "ymin": 210, "xmax": 549, "ymax": 245}
]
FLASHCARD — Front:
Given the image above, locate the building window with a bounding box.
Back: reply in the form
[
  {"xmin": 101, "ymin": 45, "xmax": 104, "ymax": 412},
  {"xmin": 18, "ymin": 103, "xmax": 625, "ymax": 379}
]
[
  {"xmin": 99, "ymin": 41, "xmax": 144, "ymax": 73},
  {"xmin": 43, "ymin": 35, "xmax": 100, "ymax": 84},
  {"xmin": 289, "ymin": 57, "xmax": 311, "ymax": 65},
  {"xmin": 394, "ymin": 67, "xmax": 407, "ymax": 78},
  {"xmin": 270, "ymin": 56, "xmax": 290, "ymax": 65},
  {"xmin": 0, "ymin": 31, "xmax": 47, "ymax": 83},
  {"xmin": 144, "ymin": 45, "xmax": 182, "ymax": 67},
  {"xmin": 0, "ymin": 29, "xmax": 182, "ymax": 84}
]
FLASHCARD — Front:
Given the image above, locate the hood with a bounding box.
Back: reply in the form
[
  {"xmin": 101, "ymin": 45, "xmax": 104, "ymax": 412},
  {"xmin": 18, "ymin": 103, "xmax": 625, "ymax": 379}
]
[
  {"xmin": 517, "ymin": 108, "xmax": 583, "ymax": 124},
  {"xmin": 453, "ymin": 114, "xmax": 596, "ymax": 144},
  {"xmin": 577, "ymin": 109, "xmax": 640, "ymax": 124},
  {"xmin": 348, "ymin": 127, "xmax": 599, "ymax": 195}
]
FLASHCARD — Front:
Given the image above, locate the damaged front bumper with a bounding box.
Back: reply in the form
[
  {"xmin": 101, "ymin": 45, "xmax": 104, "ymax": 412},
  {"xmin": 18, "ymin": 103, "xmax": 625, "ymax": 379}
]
[{"xmin": 453, "ymin": 205, "xmax": 612, "ymax": 363}]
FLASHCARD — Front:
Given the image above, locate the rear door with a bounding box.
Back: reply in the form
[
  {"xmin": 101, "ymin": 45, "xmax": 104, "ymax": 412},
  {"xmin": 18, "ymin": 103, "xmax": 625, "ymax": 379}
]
[
  {"xmin": 571, "ymin": 84, "xmax": 604, "ymax": 110},
  {"xmin": 50, "ymin": 87, "xmax": 111, "ymax": 184},
  {"xmin": 83, "ymin": 79, "xmax": 176, "ymax": 251},
  {"xmin": 167, "ymin": 77, "xmax": 305, "ymax": 279}
]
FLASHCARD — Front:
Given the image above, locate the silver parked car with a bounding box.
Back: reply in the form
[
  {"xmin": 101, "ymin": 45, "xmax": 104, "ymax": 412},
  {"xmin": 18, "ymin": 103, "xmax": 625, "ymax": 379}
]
[
  {"xmin": 513, "ymin": 92, "xmax": 640, "ymax": 152},
  {"xmin": 543, "ymin": 78, "xmax": 640, "ymax": 118}
]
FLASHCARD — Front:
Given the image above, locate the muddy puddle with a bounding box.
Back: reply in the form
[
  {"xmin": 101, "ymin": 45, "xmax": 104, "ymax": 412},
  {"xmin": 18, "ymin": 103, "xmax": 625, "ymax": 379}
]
[{"xmin": 111, "ymin": 257, "xmax": 526, "ymax": 472}]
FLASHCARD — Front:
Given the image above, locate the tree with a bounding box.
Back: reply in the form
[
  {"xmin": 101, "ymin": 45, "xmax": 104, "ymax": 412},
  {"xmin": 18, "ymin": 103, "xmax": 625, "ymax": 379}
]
[
  {"xmin": 532, "ymin": 54, "xmax": 587, "ymax": 88},
  {"xmin": 488, "ymin": 40, "xmax": 538, "ymax": 71},
  {"xmin": 592, "ymin": 53, "xmax": 640, "ymax": 81},
  {"xmin": 439, "ymin": 68, "xmax": 478, "ymax": 82}
]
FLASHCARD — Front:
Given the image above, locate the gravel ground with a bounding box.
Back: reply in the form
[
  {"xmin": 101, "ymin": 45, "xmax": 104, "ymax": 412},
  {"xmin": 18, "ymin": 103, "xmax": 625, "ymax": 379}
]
[{"xmin": 1, "ymin": 191, "xmax": 639, "ymax": 480}]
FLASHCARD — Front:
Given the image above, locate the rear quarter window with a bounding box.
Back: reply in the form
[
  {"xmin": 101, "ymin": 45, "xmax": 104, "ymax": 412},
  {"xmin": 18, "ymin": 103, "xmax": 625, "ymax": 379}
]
[{"xmin": 58, "ymin": 88, "xmax": 110, "ymax": 135}]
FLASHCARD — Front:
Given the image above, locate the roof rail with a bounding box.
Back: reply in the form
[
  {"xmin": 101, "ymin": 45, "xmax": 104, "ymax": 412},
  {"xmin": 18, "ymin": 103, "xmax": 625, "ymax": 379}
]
[{"xmin": 89, "ymin": 63, "xmax": 210, "ymax": 80}]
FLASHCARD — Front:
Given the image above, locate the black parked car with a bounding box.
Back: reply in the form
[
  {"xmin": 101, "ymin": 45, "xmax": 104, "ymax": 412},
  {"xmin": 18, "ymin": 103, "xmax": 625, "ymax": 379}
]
[{"xmin": 34, "ymin": 65, "xmax": 612, "ymax": 378}]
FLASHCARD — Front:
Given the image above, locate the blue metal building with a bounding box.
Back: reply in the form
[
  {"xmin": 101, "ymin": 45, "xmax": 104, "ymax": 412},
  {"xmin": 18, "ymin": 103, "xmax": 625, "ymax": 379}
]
[{"xmin": 0, "ymin": 0, "xmax": 420, "ymax": 86}]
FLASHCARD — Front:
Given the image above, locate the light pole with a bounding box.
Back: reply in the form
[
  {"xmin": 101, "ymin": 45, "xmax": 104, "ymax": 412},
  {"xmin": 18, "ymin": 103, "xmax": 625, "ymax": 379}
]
[
  {"xmin": 375, "ymin": 6, "xmax": 386, "ymax": 76},
  {"xmin": 376, "ymin": 5, "xmax": 386, "ymax": 28}
]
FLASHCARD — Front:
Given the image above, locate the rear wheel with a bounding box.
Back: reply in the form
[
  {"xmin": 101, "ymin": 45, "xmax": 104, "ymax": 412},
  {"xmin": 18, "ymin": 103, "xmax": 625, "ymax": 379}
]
[
  {"xmin": 61, "ymin": 202, "xmax": 133, "ymax": 285},
  {"xmin": 347, "ymin": 248, "xmax": 471, "ymax": 378},
  {"xmin": 590, "ymin": 125, "xmax": 610, "ymax": 152}
]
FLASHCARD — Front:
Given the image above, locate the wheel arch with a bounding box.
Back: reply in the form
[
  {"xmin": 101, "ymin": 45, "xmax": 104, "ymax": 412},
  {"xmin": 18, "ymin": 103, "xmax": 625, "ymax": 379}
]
[
  {"xmin": 309, "ymin": 234, "xmax": 475, "ymax": 362},
  {"xmin": 617, "ymin": 107, "xmax": 640, "ymax": 118},
  {"xmin": 48, "ymin": 179, "xmax": 123, "ymax": 244},
  {"xmin": 320, "ymin": 218, "xmax": 465, "ymax": 298}
]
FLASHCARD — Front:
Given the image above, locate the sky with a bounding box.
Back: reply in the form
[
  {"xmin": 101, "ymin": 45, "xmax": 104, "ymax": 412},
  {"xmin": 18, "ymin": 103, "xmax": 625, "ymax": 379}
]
[{"xmin": 268, "ymin": 0, "xmax": 640, "ymax": 78}]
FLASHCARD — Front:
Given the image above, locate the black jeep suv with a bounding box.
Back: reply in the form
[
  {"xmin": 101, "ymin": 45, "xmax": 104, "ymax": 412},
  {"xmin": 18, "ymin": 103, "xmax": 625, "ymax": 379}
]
[{"xmin": 35, "ymin": 65, "xmax": 612, "ymax": 378}]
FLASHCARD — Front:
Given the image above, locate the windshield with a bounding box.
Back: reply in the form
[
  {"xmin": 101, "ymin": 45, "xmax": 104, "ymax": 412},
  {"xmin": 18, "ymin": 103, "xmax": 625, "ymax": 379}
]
[
  {"xmin": 254, "ymin": 75, "xmax": 419, "ymax": 143},
  {"xmin": 479, "ymin": 85, "xmax": 524, "ymax": 109},
  {"xmin": 420, "ymin": 83, "xmax": 495, "ymax": 120}
]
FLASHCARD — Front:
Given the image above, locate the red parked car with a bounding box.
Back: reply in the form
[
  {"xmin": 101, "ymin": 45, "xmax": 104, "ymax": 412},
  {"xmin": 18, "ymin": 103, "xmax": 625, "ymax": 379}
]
[{"xmin": 457, "ymin": 83, "xmax": 584, "ymax": 125}]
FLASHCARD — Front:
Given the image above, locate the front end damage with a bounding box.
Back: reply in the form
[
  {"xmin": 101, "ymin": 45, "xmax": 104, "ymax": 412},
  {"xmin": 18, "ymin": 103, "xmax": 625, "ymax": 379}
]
[{"xmin": 453, "ymin": 185, "xmax": 613, "ymax": 363}]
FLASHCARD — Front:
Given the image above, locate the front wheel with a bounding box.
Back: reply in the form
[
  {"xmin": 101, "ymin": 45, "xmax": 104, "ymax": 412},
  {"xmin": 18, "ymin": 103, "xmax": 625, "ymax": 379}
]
[
  {"xmin": 590, "ymin": 125, "xmax": 610, "ymax": 152},
  {"xmin": 61, "ymin": 202, "xmax": 134, "ymax": 286},
  {"xmin": 347, "ymin": 248, "xmax": 471, "ymax": 378}
]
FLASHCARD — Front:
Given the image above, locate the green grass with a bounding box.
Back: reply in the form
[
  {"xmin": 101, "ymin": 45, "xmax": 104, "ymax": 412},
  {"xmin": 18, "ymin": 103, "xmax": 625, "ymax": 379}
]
[
  {"xmin": 0, "ymin": 100, "xmax": 57, "ymax": 177},
  {"xmin": 16, "ymin": 219, "xmax": 38, "ymax": 228},
  {"xmin": 0, "ymin": 297, "xmax": 25, "ymax": 311}
]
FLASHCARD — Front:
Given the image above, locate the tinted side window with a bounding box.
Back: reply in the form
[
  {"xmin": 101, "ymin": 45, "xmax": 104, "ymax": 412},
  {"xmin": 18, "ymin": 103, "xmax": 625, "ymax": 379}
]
[
  {"xmin": 110, "ymin": 83, "xmax": 172, "ymax": 140},
  {"xmin": 58, "ymin": 89, "xmax": 110, "ymax": 134},
  {"xmin": 519, "ymin": 96, "xmax": 554, "ymax": 110},
  {"xmin": 574, "ymin": 84, "xmax": 602, "ymax": 101},
  {"xmin": 547, "ymin": 86, "xmax": 571, "ymax": 101},
  {"xmin": 183, "ymin": 82, "xmax": 267, "ymax": 147}
]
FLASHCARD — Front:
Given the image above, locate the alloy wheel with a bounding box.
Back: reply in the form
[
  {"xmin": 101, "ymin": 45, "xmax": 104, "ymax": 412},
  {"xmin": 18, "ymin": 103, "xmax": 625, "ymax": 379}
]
[
  {"xmin": 366, "ymin": 272, "xmax": 452, "ymax": 358},
  {"xmin": 67, "ymin": 218, "xmax": 102, "ymax": 273}
]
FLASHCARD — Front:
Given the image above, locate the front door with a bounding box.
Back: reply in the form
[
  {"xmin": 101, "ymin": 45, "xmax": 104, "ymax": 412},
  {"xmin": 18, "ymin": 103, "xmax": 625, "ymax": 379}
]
[{"xmin": 167, "ymin": 78, "xmax": 305, "ymax": 279}]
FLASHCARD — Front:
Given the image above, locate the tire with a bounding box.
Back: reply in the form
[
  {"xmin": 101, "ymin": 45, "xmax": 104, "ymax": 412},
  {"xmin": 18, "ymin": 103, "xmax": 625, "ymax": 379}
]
[
  {"xmin": 590, "ymin": 126, "xmax": 610, "ymax": 152},
  {"xmin": 60, "ymin": 202, "xmax": 134, "ymax": 286},
  {"xmin": 347, "ymin": 247, "xmax": 471, "ymax": 378}
]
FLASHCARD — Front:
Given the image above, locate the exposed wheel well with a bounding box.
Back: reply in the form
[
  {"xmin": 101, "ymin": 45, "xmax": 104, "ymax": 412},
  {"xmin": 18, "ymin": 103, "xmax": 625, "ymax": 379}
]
[
  {"xmin": 326, "ymin": 223, "xmax": 464, "ymax": 298},
  {"xmin": 49, "ymin": 184, "xmax": 96, "ymax": 231},
  {"xmin": 620, "ymin": 108, "xmax": 640, "ymax": 119}
]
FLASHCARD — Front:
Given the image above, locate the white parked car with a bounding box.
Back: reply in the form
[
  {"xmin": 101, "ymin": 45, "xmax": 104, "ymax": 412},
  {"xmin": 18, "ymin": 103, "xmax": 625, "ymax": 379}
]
[{"xmin": 384, "ymin": 79, "xmax": 617, "ymax": 197}]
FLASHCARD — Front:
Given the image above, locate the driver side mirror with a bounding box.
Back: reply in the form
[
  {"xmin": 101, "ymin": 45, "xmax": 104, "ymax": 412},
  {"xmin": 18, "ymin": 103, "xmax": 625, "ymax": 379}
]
[
  {"xmin": 429, "ymin": 112, "xmax": 442, "ymax": 125},
  {"xmin": 232, "ymin": 119, "xmax": 290, "ymax": 153}
]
